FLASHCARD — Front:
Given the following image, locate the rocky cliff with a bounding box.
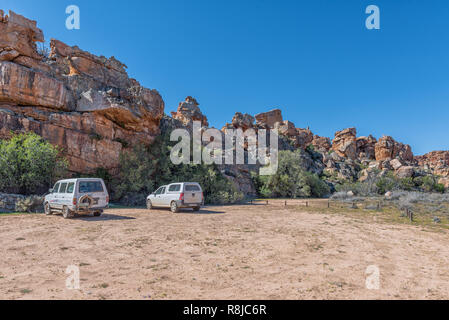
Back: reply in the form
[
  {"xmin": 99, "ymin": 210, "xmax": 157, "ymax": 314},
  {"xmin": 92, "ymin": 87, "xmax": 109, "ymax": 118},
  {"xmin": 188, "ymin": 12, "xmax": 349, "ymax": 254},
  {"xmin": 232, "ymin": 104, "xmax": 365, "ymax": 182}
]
[{"xmin": 0, "ymin": 10, "xmax": 164, "ymax": 174}]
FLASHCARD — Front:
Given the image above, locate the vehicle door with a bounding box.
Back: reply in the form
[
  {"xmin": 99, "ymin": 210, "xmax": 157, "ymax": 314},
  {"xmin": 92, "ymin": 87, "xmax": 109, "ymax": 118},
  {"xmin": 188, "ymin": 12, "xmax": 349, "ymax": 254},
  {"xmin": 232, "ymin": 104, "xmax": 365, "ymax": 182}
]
[
  {"xmin": 57, "ymin": 182, "xmax": 68, "ymax": 209},
  {"xmin": 167, "ymin": 184, "xmax": 181, "ymax": 206},
  {"xmin": 48, "ymin": 183, "xmax": 60, "ymax": 209},
  {"xmin": 157, "ymin": 187, "xmax": 168, "ymax": 207},
  {"xmin": 65, "ymin": 182, "xmax": 75, "ymax": 208},
  {"xmin": 184, "ymin": 184, "xmax": 202, "ymax": 204},
  {"xmin": 151, "ymin": 187, "xmax": 163, "ymax": 206}
]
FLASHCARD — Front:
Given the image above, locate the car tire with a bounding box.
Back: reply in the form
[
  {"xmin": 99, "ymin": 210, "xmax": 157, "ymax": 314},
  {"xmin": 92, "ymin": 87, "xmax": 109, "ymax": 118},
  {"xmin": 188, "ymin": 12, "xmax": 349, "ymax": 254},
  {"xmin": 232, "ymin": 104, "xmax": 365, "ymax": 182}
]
[
  {"xmin": 93, "ymin": 211, "xmax": 102, "ymax": 217},
  {"xmin": 193, "ymin": 206, "xmax": 200, "ymax": 212},
  {"xmin": 62, "ymin": 206, "xmax": 75, "ymax": 219},
  {"xmin": 44, "ymin": 203, "xmax": 52, "ymax": 215},
  {"xmin": 147, "ymin": 199, "xmax": 153, "ymax": 210},
  {"xmin": 170, "ymin": 201, "xmax": 179, "ymax": 213}
]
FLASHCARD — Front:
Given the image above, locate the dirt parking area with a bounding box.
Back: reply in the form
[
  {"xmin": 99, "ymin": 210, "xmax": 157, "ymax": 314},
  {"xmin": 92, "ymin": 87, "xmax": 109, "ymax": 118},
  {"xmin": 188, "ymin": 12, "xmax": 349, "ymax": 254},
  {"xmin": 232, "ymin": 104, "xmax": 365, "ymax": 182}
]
[{"xmin": 1, "ymin": 200, "xmax": 449, "ymax": 300}]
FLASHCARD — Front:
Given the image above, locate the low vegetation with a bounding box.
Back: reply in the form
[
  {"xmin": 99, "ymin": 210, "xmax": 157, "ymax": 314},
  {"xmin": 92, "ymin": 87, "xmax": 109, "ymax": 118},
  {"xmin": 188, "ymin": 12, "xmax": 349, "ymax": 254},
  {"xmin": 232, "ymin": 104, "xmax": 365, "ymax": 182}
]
[
  {"xmin": 252, "ymin": 150, "xmax": 330, "ymax": 198},
  {"xmin": 0, "ymin": 132, "xmax": 67, "ymax": 195},
  {"xmin": 335, "ymin": 170, "xmax": 445, "ymax": 196}
]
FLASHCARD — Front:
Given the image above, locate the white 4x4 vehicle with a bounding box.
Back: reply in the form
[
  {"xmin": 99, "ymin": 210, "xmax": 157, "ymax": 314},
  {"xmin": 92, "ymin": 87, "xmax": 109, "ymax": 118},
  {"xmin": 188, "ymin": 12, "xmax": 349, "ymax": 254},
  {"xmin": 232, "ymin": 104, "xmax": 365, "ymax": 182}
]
[
  {"xmin": 147, "ymin": 182, "xmax": 204, "ymax": 213},
  {"xmin": 44, "ymin": 178, "xmax": 109, "ymax": 219}
]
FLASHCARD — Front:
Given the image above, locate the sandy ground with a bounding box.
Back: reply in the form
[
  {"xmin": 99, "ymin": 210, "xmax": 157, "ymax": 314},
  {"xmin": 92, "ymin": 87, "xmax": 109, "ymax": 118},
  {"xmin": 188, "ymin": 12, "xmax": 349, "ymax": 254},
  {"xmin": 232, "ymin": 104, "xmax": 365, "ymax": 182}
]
[{"xmin": 1, "ymin": 200, "xmax": 449, "ymax": 300}]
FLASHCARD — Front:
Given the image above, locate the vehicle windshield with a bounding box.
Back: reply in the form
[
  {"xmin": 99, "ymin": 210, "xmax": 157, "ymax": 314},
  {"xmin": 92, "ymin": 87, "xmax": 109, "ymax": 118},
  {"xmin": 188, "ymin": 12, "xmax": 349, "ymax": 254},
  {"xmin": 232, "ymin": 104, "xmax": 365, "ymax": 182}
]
[{"xmin": 79, "ymin": 181, "xmax": 104, "ymax": 193}]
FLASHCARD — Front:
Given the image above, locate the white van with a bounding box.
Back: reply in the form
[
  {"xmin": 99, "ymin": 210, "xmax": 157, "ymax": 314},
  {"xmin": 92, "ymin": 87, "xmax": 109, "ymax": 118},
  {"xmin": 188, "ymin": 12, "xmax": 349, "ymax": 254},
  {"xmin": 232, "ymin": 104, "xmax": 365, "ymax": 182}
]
[
  {"xmin": 147, "ymin": 182, "xmax": 204, "ymax": 213},
  {"xmin": 44, "ymin": 178, "xmax": 109, "ymax": 219}
]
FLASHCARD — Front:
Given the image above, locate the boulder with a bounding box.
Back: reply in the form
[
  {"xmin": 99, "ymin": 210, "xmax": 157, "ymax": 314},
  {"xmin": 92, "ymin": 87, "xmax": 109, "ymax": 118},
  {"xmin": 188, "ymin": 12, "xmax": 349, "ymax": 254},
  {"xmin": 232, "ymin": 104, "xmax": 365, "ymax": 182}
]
[
  {"xmin": 231, "ymin": 112, "xmax": 255, "ymax": 131},
  {"xmin": 390, "ymin": 158, "xmax": 403, "ymax": 171},
  {"xmin": 255, "ymin": 109, "xmax": 283, "ymax": 128},
  {"xmin": 171, "ymin": 96, "xmax": 208, "ymax": 127},
  {"xmin": 277, "ymin": 120, "xmax": 296, "ymax": 137},
  {"xmin": 356, "ymin": 135, "xmax": 377, "ymax": 160},
  {"xmin": 395, "ymin": 166, "xmax": 415, "ymax": 179},
  {"xmin": 375, "ymin": 136, "xmax": 413, "ymax": 162},
  {"xmin": 332, "ymin": 128, "xmax": 357, "ymax": 160},
  {"xmin": 311, "ymin": 135, "xmax": 332, "ymax": 153},
  {"xmin": 294, "ymin": 128, "xmax": 314, "ymax": 149},
  {"xmin": 0, "ymin": 11, "xmax": 44, "ymax": 61}
]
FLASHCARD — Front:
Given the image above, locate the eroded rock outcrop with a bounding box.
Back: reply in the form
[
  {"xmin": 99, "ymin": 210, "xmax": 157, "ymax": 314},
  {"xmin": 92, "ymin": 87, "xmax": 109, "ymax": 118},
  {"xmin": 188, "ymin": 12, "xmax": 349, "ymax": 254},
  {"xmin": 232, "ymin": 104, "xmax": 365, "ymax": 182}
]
[
  {"xmin": 171, "ymin": 96, "xmax": 208, "ymax": 128},
  {"xmin": 0, "ymin": 10, "xmax": 164, "ymax": 174},
  {"xmin": 375, "ymin": 136, "xmax": 413, "ymax": 163},
  {"xmin": 255, "ymin": 109, "xmax": 283, "ymax": 128},
  {"xmin": 332, "ymin": 128, "xmax": 357, "ymax": 160},
  {"xmin": 416, "ymin": 151, "xmax": 449, "ymax": 177}
]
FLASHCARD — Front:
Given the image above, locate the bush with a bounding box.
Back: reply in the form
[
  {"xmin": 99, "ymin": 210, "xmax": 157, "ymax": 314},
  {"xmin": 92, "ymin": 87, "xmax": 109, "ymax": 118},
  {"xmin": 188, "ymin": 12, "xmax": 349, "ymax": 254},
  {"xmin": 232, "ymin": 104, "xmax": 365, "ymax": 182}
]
[
  {"xmin": 0, "ymin": 132, "xmax": 67, "ymax": 195},
  {"xmin": 253, "ymin": 150, "xmax": 330, "ymax": 198}
]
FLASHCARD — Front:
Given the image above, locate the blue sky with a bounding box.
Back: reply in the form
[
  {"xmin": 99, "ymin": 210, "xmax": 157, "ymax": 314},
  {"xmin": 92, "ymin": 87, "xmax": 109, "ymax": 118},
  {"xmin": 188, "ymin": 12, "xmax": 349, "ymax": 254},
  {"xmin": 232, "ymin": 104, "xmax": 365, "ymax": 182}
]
[{"xmin": 3, "ymin": 0, "xmax": 449, "ymax": 155}]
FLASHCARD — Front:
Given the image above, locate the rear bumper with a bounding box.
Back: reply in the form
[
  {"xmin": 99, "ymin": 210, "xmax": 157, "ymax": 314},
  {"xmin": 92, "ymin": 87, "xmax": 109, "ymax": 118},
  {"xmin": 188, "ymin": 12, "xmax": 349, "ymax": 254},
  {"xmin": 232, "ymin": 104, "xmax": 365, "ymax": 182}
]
[
  {"xmin": 70, "ymin": 205, "xmax": 109, "ymax": 212},
  {"xmin": 178, "ymin": 201, "xmax": 203, "ymax": 208}
]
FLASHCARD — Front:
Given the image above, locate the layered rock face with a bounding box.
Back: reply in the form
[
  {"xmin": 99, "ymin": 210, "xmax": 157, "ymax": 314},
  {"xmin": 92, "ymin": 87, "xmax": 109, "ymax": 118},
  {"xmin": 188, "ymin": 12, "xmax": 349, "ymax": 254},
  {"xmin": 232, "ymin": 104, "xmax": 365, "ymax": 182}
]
[
  {"xmin": 0, "ymin": 11, "xmax": 164, "ymax": 174},
  {"xmin": 332, "ymin": 128, "xmax": 357, "ymax": 160},
  {"xmin": 171, "ymin": 96, "xmax": 208, "ymax": 128},
  {"xmin": 374, "ymin": 136, "xmax": 413, "ymax": 162},
  {"xmin": 255, "ymin": 109, "xmax": 283, "ymax": 128}
]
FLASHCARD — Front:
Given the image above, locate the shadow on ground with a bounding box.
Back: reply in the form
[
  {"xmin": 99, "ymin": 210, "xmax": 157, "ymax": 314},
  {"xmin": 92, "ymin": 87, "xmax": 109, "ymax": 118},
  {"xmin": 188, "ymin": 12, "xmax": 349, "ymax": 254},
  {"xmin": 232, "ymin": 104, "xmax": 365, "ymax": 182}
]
[{"xmin": 75, "ymin": 214, "xmax": 136, "ymax": 222}]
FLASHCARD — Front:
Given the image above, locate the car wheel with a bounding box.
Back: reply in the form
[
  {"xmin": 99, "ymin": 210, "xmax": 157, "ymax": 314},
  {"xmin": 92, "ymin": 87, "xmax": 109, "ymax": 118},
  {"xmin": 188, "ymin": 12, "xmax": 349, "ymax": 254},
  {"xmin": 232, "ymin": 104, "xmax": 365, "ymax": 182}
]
[
  {"xmin": 170, "ymin": 201, "xmax": 179, "ymax": 213},
  {"xmin": 93, "ymin": 211, "xmax": 102, "ymax": 217},
  {"xmin": 147, "ymin": 199, "xmax": 153, "ymax": 210},
  {"xmin": 44, "ymin": 203, "xmax": 52, "ymax": 215},
  {"xmin": 193, "ymin": 206, "xmax": 200, "ymax": 212},
  {"xmin": 62, "ymin": 206, "xmax": 75, "ymax": 219}
]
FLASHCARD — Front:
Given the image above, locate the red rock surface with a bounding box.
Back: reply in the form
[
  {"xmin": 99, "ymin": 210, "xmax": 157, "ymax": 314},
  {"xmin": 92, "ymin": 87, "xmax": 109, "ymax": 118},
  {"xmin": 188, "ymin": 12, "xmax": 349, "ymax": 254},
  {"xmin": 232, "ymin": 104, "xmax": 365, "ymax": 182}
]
[
  {"xmin": 416, "ymin": 151, "xmax": 449, "ymax": 177},
  {"xmin": 171, "ymin": 96, "xmax": 208, "ymax": 128},
  {"xmin": 332, "ymin": 128, "xmax": 357, "ymax": 160},
  {"xmin": 255, "ymin": 109, "xmax": 283, "ymax": 128},
  {"xmin": 0, "ymin": 10, "xmax": 164, "ymax": 174},
  {"xmin": 375, "ymin": 136, "xmax": 413, "ymax": 162}
]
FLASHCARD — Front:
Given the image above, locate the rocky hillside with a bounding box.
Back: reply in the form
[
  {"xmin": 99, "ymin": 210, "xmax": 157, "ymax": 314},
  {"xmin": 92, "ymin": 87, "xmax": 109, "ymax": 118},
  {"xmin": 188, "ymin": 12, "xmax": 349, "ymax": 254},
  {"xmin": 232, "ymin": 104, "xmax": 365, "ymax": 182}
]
[{"xmin": 1, "ymin": 10, "xmax": 448, "ymax": 195}]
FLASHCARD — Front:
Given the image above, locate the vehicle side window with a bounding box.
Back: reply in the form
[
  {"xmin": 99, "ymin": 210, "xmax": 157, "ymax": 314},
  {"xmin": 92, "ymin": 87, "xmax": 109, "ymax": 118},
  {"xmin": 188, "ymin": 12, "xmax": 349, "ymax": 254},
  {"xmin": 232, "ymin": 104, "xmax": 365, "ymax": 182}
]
[
  {"xmin": 66, "ymin": 183, "xmax": 75, "ymax": 194},
  {"xmin": 154, "ymin": 188, "xmax": 162, "ymax": 195},
  {"xmin": 168, "ymin": 184, "xmax": 181, "ymax": 192},
  {"xmin": 160, "ymin": 187, "xmax": 166, "ymax": 194},
  {"xmin": 53, "ymin": 183, "xmax": 60, "ymax": 193},
  {"xmin": 59, "ymin": 183, "xmax": 68, "ymax": 193}
]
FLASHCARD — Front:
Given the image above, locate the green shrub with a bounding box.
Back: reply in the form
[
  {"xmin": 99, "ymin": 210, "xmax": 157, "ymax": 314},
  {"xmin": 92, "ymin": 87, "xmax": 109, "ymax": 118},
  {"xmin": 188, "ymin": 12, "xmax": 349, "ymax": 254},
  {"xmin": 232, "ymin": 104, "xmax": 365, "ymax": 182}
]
[
  {"xmin": 253, "ymin": 150, "xmax": 330, "ymax": 198},
  {"xmin": 0, "ymin": 132, "xmax": 67, "ymax": 195}
]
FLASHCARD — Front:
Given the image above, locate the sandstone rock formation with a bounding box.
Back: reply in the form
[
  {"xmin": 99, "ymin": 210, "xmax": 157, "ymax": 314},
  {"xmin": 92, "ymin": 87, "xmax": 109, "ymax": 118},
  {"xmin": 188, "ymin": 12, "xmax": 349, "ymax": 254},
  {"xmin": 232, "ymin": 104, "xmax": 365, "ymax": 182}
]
[
  {"xmin": 375, "ymin": 136, "xmax": 413, "ymax": 162},
  {"xmin": 255, "ymin": 109, "xmax": 283, "ymax": 128},
  {"xmin": 311, "ymin": 135, "xmax": 332, "ymax": 153},
  {"xmin": 222, "ymin": 112, "xmax": 255, "ymax": 132},
  {"xmin": 356, "ymin": 135, "xmax": 377, "ymax": 160},
  {"xmin": 0, "ymin": 10, "xmax": 164, "ymax": 174},
  {"xmin": 171, "ymin": 96, "xmax": 208, "ymax": 128},
  {"xmin": 416, "ymin": 151, "xmax": 449, "ymax": 177},
  {"xmin": 332, "ymin": 128, "xmax": 357, "ymax": 160}
]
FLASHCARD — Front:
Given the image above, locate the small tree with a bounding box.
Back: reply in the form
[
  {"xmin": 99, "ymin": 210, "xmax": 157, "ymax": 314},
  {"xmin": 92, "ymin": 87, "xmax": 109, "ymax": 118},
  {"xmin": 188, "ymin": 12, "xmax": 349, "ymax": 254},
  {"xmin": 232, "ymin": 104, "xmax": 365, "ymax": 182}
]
[
  {"xmin": 0, "ymin": 132, "xmax": 67, "ymax": 195},
  {"xmin": 253, "ymin": 150, "xmax": 330, "ymax": 198}
]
